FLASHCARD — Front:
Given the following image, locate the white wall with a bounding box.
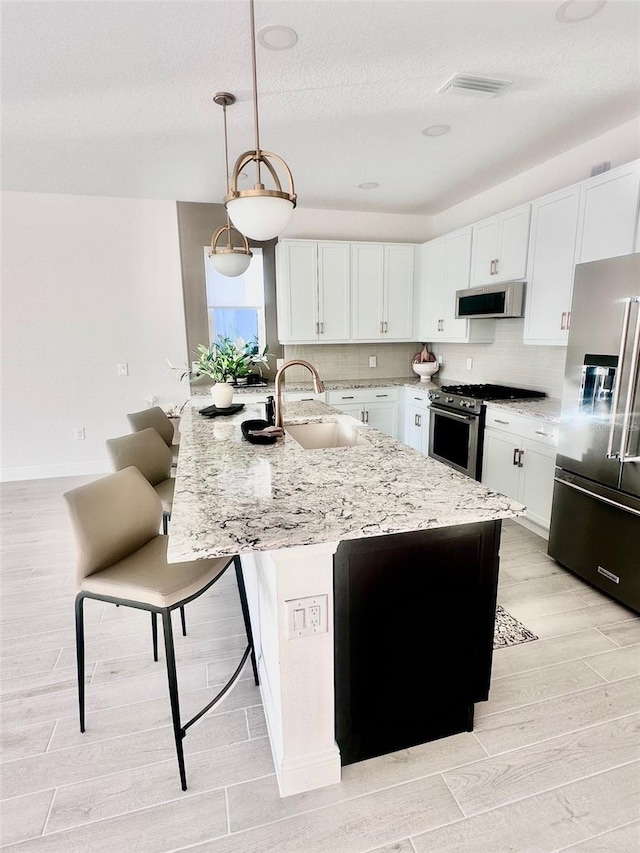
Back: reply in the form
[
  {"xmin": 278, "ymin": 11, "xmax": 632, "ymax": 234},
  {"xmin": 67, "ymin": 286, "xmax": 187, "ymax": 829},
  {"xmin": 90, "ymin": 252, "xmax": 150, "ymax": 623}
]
[
  {"xmin": 1, "ymin": 192, "xmax": 188, "ymax": 481},
  {"xmin": 432, "ymin": 117, "xmax": 640, "ymax": 236},
  {"xmin": 282, "ymin": 208, "xmax": 432, "ymax": 243}
]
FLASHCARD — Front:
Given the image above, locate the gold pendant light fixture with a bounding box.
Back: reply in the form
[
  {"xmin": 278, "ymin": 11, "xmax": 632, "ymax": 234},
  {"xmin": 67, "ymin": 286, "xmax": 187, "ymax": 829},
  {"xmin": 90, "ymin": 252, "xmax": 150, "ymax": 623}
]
[
  {"xmin": 224, "ymin": 0, "xmax": 297, "ymax": 242},
  {"xmin": 209, "ymin": 92, "xmax": 253, "ymax": 278}
]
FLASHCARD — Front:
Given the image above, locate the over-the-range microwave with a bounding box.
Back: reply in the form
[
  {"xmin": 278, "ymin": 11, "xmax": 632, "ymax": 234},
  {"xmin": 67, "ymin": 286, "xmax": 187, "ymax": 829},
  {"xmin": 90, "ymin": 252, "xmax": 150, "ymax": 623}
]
[{"xmin": 455, "ymin": 281, "xmax": 525, "ymax": 319}]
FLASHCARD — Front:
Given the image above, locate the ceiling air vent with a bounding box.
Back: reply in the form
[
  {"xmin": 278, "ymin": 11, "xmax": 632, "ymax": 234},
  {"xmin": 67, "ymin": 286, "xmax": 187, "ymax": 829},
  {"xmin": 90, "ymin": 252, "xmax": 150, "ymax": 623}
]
[{"xmin": 438, "ymin": 73, "xmax": 513, "ymax": 98}]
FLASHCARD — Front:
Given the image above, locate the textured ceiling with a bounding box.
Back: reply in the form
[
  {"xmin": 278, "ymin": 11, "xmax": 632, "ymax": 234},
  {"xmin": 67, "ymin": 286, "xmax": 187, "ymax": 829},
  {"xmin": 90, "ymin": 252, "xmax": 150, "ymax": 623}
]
[{"xmin": 2, "ymin": 1, "xmax": 639, "ymax": 214}]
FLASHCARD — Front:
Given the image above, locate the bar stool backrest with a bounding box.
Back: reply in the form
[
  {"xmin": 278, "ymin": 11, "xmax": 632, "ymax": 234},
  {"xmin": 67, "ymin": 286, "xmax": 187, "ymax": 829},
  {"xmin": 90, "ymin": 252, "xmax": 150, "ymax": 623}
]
[
  {"xmin": 127, "ymin": 407, "xmax": 174, "ymax": 447},
  {"xmin": 106, "ymin": 428, "xmax": 172, "ymax": 487},
  {"xmin": 63, "ymin": 467, "xmax": 162, "ymax": 584}
]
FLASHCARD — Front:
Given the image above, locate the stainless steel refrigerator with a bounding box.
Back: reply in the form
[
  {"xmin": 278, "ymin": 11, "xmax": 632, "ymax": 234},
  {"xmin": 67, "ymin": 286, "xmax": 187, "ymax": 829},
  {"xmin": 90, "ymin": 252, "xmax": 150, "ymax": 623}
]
[{"xmin": 549, "ymin": 253, "xmax": 640, "ymax": 613}]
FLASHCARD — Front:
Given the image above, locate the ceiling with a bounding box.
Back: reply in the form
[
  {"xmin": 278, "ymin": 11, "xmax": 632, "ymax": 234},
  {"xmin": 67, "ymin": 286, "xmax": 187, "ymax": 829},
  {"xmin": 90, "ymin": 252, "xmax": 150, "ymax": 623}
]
[{"xmin": 2, "ymin": 1, "xmax": 639, "ymax": 215}]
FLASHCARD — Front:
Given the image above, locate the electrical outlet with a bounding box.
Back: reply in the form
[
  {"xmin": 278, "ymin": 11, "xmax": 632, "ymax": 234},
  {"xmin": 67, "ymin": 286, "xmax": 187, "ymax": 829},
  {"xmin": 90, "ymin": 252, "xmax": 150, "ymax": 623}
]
[
  {"xmin": 286, "ymin": 595, "xmax": 328, "ymax": 638},
  {"xmin": 146, "ymin": 395, "xmax": 158, "ymax": 407},
  {"xmin": 437, "ymin": 353, "xmax": 444, "ymax": 365},
  {"xmin": 369, "ymin": 356, "xmax": 377, "ymax": 368},
  {"xmin": 117, "ymin": 363, "xmax": 129, "ymax": 376},
  {"xmin": 466, "ymin": 357, "xmax": 473, "ymax": 370},
  {"xmin": 73, "ymin": 427, "xmax": 86, "ymax": 440}
]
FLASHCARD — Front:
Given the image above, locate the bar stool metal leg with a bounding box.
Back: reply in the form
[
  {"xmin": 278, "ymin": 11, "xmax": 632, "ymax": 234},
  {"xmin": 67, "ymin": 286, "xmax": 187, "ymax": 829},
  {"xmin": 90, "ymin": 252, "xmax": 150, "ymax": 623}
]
[
  {"xmin": 162, "ymin": 608, "xmax": 187, "ymax": 791},
  {"xmin": 75, "ymin": 593, "xmax": 86, "ymax": 733},
  {"xmin": 179, "ymin": 605, "xmax": 187, "ymax": 637},
  {"xmin": 234, "ymin": 557, "xmax": 259, "ymax": 686},
  {"xmin": 151, "ymin": 612, "xmax": 159, "ymax": 662}
]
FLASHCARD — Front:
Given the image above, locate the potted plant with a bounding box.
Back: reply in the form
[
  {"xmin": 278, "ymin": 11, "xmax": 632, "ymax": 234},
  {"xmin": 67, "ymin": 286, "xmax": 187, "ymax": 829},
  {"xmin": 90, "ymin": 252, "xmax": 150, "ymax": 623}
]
[{"xmin": 169, "ymin": 336, "xmax": 270, "ymax": 407}]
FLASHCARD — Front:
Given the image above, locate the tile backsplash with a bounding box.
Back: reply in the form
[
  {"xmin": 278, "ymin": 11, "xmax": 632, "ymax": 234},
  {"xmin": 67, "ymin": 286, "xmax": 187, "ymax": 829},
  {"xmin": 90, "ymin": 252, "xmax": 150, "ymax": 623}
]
[
  {"xmin": 431, "ymin": 319, "xmax": 567, "ymax": 399},
  {"xmin": 284, "ymin": 320, "xmax": 567, "ymax": 398},
  {"xmin": 282, "ymin": 343, "xmax": 420, "ymax": 382}
]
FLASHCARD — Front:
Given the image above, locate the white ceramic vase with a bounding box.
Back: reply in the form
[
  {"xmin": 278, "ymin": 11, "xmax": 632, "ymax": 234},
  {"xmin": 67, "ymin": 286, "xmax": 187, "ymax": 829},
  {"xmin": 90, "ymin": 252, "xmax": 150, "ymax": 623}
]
[{"xmin": 211, "ymin": 382, "xmax": 234, "ymax": 408}]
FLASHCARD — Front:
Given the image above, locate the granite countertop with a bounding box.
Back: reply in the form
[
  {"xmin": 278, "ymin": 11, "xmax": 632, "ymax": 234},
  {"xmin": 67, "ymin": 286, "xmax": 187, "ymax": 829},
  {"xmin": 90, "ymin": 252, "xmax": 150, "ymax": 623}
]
[
  {"xmin": 484, "ymin": 397, "xmax": 562, "ymax": 423},
  {"xmin": 167, "ymin": 401, "xmax": 523, "ymax": 563},
  {"xmin": 189, "ymin": 376, "xmax": 427, "ymax": 397}
]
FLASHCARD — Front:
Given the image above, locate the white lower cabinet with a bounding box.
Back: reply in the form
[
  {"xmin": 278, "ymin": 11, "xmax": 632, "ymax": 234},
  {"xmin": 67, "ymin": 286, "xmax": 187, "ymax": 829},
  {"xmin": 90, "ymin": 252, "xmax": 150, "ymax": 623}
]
[
  {"xmin": 326, "ymin": 388, "xmax": 398, "ymax": 439},
  {"xmin": 403, "ymin": 389, "xmax": 431, "ymax": 454},
  {"xmin": 482, "ymin": 409, "xmax": 559, "ymax": 532}
]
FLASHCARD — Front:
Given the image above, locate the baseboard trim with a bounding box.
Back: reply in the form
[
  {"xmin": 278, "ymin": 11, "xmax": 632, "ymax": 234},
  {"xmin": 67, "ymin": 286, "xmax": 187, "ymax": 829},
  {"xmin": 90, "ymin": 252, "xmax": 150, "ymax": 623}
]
[
  {"xmin": 515, "ymin": 516, "xmax": 549, "ymax": 540},
  {"xmin": 277, "ymin": 745, "xmax": 342, "ymax": 798},
  {"xmin": 0, "ymin": 461, "xmax": 111, "ymax": 483}
]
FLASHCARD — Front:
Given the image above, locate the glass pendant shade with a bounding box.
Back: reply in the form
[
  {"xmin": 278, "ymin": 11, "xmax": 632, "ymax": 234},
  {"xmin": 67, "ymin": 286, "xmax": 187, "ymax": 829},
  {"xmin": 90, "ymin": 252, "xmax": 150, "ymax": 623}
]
[
  {"xmin": 210, "ymin": 248, "xmax": 252, "ymax": 277},
  {"xmin": 209, "ymin": 223, "xmax": 252, "ymax": 278},
  {"xmin": 226, "ymin": 193, "xmax": 295, "ymax": 242}
]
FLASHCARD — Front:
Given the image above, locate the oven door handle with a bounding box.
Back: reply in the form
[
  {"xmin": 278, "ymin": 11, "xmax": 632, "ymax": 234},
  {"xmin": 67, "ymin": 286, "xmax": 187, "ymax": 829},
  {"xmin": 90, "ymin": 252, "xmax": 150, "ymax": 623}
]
[{"xmin": 432, "ymin": 409, "xmax": 474, "ymax": 422}]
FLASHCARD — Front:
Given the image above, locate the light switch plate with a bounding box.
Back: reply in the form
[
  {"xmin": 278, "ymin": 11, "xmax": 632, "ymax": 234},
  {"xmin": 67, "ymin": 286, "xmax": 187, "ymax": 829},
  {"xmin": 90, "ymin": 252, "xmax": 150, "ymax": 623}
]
[{"xmin": 369, "ymin": 356, "xmax": 377, "ymax": 368}]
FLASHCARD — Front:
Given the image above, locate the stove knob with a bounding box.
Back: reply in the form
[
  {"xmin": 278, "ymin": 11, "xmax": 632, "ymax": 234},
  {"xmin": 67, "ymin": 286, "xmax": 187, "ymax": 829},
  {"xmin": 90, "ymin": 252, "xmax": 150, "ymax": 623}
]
[
  {"xmin": 445, "ymin": 397, "xmax": 454, "ymax": 403},
  {"xmin": 429, "ymin": 392, "xmax": 440, "ymax": 400}
]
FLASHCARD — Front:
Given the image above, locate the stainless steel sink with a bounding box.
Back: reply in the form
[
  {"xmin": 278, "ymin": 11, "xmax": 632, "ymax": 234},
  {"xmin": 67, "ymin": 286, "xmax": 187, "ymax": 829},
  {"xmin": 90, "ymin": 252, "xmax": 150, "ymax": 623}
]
[{"xmin": 285, "ymin": 421, "xmax": 365, "ymax": 450}]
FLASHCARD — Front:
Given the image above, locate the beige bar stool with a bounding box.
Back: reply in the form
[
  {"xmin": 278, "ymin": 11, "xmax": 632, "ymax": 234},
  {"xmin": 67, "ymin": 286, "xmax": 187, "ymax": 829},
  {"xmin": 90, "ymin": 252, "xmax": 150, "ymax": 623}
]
[
  {"xmin": 106, "ymin": 428, "xmax": 174, "ymax": 534},
  {"xmin": 63, "ymin": 466, "xmax": 258, "ymax": 791},
  {"xmin": 127, "ymin": 406, "xmax": 179, "ymax": 467}
]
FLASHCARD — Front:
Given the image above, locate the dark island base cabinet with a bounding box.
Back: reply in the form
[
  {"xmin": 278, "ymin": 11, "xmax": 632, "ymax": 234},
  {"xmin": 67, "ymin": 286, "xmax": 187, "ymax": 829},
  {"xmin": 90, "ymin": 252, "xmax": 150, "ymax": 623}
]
[{"xmin": 334, "ymin": 520, "xmax": 501, "ymax": 767}]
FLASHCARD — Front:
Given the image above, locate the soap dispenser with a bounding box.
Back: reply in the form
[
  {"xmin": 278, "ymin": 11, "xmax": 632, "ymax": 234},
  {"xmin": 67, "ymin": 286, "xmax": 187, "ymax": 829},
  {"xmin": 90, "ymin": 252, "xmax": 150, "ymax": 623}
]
[{"xmin": 265, "ymin": 395, "xmax": 275, "ymax": 426}]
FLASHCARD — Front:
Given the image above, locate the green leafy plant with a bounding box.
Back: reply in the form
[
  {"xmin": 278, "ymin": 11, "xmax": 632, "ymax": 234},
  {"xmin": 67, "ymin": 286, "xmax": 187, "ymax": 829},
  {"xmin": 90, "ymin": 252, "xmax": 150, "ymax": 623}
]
[{"xmin": 168, "ymin": 336, "xmax": 270, "ymax": 383}]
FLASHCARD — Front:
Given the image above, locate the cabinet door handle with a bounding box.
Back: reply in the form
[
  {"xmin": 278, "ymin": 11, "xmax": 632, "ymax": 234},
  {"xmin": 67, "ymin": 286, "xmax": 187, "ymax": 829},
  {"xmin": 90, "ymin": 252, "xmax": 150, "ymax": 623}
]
[
  {"xmin": 315, "ymin": 321, "xmax": 319, "ymax": 334},
  {"xmin": 494, "ymin": 419, "xmax": 510, "ymax": 425},
  {"xmin": 384, "ymin": 321, "xmax": 388, "ymax": 333},
  {"xmin": 380, "ymin": 321, "xmax": 384, "ymax": 334},
  {"xmin": 414, "ymin": 414, "xmax": 418, "ymax": 426},
  {"xmin": 376, "ymin": 394, "xmax": 388, "ymax": 398},
  {"xmin": 341, "ymin": 395, "xmax": 355, "ymax": 400},
  {"xmin": 417, "ymin": 414, "xmax": 421, "ymax": 427},
  {"xmin": 300, "ymin": 398, "xmax": 314, "ymax": 402},
  {"xmin": 364, "ymin": 410, "xmax": 369, "ymax": 423},
  {"xmin": 512, "ymin": 447, "xmax": 519, "ymax": 466},
  {"xmin": 495, "ymin": 258, "xmax": 499, "ymax": 275},
  {"xmin": 360, "ymin": 410, "xmax": 365, "ymax": 422},
  {"xmin": 561, "ymin": 312, "xmax": 567, "ymax": 330},
  {"xmin": 567, "ymin": 311, "xmax": 571, "ymax": 330},
  {"xmin": 319, "ymin": 322, "xmax": 324, "ymax": 334},
  {"xmin": 518, "ymin": 449, "xmax": 525, "ymax": 468},
  {"xmin": 534, "ymin": 429, "xmax": 553, "ymax": 437},
  {"xmin": 489, "ymin": 260, "xmax": 495, "ymax": 276}
]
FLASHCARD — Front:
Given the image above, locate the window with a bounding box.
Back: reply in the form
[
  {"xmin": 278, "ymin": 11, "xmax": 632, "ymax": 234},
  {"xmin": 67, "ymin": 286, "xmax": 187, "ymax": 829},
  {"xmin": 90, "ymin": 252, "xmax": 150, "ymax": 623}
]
[{"xmin": 203, "ymin": 248, "xmax": 266, "ymax": 347}]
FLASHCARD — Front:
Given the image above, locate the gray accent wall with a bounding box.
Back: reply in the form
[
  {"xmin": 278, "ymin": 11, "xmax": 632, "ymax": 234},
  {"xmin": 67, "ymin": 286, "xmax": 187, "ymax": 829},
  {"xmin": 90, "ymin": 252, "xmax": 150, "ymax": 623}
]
[{"xmin": 175, "ymin": 201, "xmax": 282, "ymax": 379}]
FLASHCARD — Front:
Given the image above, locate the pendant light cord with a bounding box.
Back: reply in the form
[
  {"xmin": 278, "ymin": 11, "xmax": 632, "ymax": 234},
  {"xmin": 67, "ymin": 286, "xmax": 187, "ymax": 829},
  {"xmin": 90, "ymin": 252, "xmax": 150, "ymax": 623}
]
[
  {"xmin": 249, "ymin": 0, "xmax": 262, "ymax": 186},
  {"xmin": 222, "ymin": 102, "xmax": 234, "ymax": 246}
]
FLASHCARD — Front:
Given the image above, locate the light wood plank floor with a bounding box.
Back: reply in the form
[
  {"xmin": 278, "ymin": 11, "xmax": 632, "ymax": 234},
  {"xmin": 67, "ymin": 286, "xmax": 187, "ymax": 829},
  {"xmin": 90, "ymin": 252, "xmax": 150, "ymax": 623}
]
[{"xmin": 1, "ymin": 476, "xmax": 639, "ymax": 852}]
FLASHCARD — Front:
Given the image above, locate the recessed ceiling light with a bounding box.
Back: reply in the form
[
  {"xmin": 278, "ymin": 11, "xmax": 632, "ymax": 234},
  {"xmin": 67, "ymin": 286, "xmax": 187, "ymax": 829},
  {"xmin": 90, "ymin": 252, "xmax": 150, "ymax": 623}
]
[
  {"xmin": 257, "ymin": 25, "xmax": 298, "ymax": 51},
  {"xmin": 422, "ymin": 124, "xmax": 452, "ymax": 137},
  {"xmin": 555, "ymin": 0, "xmax": 607, "ymax": 23},
  {"xmin": 357, "ymin": 182, "xmax": 379, "ymax": 190}
]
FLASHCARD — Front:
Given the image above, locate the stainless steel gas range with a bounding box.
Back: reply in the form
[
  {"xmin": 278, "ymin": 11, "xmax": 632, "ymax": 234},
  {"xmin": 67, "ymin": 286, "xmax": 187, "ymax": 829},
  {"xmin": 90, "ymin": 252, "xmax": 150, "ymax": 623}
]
[{"xmin": 428, "ymin": 383, "xmax": 547, "ymax": 480}]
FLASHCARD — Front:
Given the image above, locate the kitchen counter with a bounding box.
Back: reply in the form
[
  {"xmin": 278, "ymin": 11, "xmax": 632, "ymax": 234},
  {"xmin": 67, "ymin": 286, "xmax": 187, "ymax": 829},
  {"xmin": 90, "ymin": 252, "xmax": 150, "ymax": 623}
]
[
  {"xmin": 189, "ymin": 375, "xmax": 431, "ymax": 397},
  {"xmin": 486, "ymin": 397, "xmax": 562, "ymax": 423},
  {"xmin": 167, "ymin": 401, "xmax": 523, "ymax": 563}
]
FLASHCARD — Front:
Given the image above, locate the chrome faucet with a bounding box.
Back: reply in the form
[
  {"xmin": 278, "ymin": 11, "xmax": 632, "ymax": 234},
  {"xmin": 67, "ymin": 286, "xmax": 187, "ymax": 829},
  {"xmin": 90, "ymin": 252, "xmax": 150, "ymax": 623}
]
[{"xmin": 274, "ymin": 359, "xmax": 325, "ymax": 429}]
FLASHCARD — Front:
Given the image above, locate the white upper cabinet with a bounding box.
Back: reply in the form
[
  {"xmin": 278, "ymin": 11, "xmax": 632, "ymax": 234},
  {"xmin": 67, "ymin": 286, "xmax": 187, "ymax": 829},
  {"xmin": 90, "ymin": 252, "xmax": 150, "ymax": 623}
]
[
  {"xmin": 417, "ymin": 228, "xmax": 494, "ymax": 344},
  {"xmin": 351, "ymin": 243, "xmax": 415, "ymax": 341},
  {"xmin": 575, "ymin": 160, "xmax": 640, "ymax": 264},
  {"xmin": 470, "ymin": 203, "xmax": 531, "ymax": 286},
  {"xmin": 523, "ymin": 184, "xmax": 581, "ymax": 346},
  {"xmin": 276, "ymin": 240, "xmax": 350, "ymax": 343}
]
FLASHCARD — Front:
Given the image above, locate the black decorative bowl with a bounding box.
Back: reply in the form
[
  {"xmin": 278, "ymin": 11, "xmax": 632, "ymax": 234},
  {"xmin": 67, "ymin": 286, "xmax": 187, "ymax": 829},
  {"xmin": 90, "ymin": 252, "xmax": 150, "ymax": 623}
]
[{"xmin": 241, "ymin": 419, "xmax": 279, "ymax": 445}]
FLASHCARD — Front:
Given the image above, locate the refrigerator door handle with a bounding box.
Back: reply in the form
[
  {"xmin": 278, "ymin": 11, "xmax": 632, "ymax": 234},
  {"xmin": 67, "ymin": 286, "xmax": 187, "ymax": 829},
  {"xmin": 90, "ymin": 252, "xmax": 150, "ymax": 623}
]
[
  {"xmin": 619, "ymin": 297, "xmax": 640, "ymax": 463},
  {"xmin": 606, "ymin": 298, "xmax": 634, "ymax": 459},
  {"xmin": 554, "ymin": 477, "xmax": 640, "ymax": 518}
]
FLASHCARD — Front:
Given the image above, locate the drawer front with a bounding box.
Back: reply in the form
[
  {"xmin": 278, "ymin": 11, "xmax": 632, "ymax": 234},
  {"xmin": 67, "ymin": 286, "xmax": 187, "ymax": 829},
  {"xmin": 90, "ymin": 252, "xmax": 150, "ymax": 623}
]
[
  {"xmin": 283, "ymin": 391, "xmax": 326, "ymax": 403},
  {"xmin": 485, "ymin": 407, "xmax": 559, "ymax": 447},
  {"xmin": 327, "ymin": 387, "xmax": 399, "ymax": 405},
  {"xmin": 404, "ymin": 388, "xmax": 431, "ymax": 411}
]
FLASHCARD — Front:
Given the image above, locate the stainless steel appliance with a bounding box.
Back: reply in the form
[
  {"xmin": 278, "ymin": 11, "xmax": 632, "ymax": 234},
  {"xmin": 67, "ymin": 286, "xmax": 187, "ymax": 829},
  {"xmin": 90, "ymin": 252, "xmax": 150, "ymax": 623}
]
[
  {"xmin": 455, "ymin": 281, "xmax": 525, "ymax": 319},
  {"xmin": 428, "ymin": 383, "xmax": 546, "ymax": 480},
  {"xmin": 548, "ymin": 254, "xmax": 640, "ymax": 613}
]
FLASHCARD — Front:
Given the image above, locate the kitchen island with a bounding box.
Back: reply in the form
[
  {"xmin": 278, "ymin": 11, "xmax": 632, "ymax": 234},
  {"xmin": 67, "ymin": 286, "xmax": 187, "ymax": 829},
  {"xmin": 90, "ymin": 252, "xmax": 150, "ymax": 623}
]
[{"xmin": 168, "ymin": 401, "xmax": 523, "ymax": 796}]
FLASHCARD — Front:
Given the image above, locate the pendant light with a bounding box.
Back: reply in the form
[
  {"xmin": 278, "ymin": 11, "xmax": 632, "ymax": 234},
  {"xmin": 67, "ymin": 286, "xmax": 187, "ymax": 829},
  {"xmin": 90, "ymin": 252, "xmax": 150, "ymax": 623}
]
[
  {"xmin": 224, "ymin": 0, "xmax": 296, "ymax": 241},
  {"xmin": 209, "ymin": 92, "xmax": 253, "ymax": 278}
]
